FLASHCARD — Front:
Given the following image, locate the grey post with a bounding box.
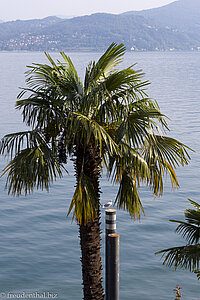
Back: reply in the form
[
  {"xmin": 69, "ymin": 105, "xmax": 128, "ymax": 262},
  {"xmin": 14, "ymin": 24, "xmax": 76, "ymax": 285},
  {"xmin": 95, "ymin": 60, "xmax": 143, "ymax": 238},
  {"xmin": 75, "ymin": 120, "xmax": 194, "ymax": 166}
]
[
  {"xmin": 107, "ymin": 234, "xmax": 120, "ymax": 300},
  {"xmin": 105, "ymin": 209, "xmax": 117, "ymax": 300}
]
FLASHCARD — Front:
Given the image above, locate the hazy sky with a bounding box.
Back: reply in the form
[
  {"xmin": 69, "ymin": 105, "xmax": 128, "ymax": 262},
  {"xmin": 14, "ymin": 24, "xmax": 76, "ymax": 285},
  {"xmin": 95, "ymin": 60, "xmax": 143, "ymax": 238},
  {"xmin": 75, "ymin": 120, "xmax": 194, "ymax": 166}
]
[{"xmin": 1, "ymin": 0, "xmax": 176, "ymax": 21}]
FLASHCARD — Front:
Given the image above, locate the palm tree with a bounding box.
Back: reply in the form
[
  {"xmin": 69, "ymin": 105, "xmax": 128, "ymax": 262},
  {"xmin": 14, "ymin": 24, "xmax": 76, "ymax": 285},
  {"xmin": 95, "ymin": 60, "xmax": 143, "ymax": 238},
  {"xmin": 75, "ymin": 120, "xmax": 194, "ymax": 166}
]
[
  {"xmin": 156, "ymin": 199, "xmax": 200, "ymax": 280},
  {"xmin": 0, "ymin": 43, "xmax": 191, "ymax": 299}
]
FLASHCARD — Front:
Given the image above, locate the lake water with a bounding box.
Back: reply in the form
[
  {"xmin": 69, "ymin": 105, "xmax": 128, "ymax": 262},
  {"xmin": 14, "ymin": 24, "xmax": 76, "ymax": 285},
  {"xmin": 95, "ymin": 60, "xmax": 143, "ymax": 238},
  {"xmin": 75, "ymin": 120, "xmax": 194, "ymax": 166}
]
[{"xmin": 0, "ymin": 51, "xmax": 200, "ymax": 300}]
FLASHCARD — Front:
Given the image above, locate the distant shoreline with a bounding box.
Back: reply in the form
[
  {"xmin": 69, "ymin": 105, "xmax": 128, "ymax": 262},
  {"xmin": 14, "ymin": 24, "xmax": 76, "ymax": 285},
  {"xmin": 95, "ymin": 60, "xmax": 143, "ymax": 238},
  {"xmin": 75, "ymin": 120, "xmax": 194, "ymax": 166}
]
[{"xmin": 0, "ymin": 49, "xmax": 200, "ymax": 53}]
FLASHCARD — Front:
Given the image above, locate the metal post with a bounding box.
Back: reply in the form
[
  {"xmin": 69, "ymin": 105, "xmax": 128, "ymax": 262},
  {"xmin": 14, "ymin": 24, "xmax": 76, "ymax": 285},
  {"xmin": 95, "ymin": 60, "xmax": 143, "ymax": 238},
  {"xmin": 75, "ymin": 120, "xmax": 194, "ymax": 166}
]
[
  {"xmin": 107, "ymin": 234, "xmax": 120, "ymax": 300},
  {"xmin": 105, "ymin": 209, "xmax": 116, "ymax": 300}
]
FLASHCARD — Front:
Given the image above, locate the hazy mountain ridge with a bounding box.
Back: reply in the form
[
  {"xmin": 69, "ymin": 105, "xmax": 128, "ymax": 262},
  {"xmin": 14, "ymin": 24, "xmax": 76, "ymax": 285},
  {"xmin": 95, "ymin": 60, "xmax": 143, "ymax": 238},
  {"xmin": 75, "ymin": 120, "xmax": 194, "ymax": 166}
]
[
  {"xmin": 0, "ymin": 16, "xmax": 61, "ymax": 39},
  {"xmin": 122, "ymin": 0, "xmax": 200, "ymax": 30},
  {"xmin": 0, "ymin": 0, "xmax": 200, "ymax": 51}
]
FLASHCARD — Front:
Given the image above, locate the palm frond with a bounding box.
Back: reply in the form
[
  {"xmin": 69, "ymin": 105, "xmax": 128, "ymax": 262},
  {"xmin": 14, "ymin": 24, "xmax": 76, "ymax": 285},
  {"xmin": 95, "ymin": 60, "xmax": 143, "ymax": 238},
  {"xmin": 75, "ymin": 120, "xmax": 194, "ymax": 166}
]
[
  {"xmin": 17, "ymin": 53, "xmax": 83, "ymax": 129},
  {"xmin": 67, "ymin": 112, "xmax": 121, "ymax": 157},
  {"xmin": 102, "ymin": 67, "xmax": 146, "ymax": 94},
  {"xmin": 24, "ymin": 62, "xmax": 60, "ymax": 91},
  {"xmin": 106, "ymin": 141, "xmax": 150, "ymax": 185},
  {"xmin": 115, "ymin": 170, "xmax": 145, "ymax": 219},
  {"xmin": 58, "ymin": 52, "xmax": 83, "ymax": 99},
  {"xmin": 142, "ymin": 134, "xmax": 191, "ymax": 196},
  {"xmin": 0, "ymin": 130, "xmax": 46, "ymax": 158},
  {"xmin": 67, "ymin": 173, "xmax": 98, "ymax": 225},
  {"xmin": 169, "ymin": 199, "xmax": 200, "ymax": 244},
  {"xmin": 156, "ymin": 244, "xmax": 200, "ymax": 273},
  {"xmin": 195, "ymin": 270, "xmax": 200, "ymax": 280},
  {"xmin": 95, "ymin": 43, "xmax": 126, "ymax": 79},
  {"xmin": 126, "ymin": 110, "xmax": 165, "ymax": 148},
  {"xmin": 59, "ymin": 52, "xmax": 81, "ymax": 80},
  {"xmin": 16, "ymin": 89, "xmax": 64, "ymax": 129},
  {"xmin": 2, "ymin": 144, "xmax": 63, "ymax": 196},
  {"xmin": 188, "ymin": 199, "xmax": 200, "ymax": 210},
  {"xmin": 156, "ymin": 199, "xmax": 200, "ymax": 279},
  {"xmin": 170, "ymin": 220, "xmax": 200, "ymax": 244}
]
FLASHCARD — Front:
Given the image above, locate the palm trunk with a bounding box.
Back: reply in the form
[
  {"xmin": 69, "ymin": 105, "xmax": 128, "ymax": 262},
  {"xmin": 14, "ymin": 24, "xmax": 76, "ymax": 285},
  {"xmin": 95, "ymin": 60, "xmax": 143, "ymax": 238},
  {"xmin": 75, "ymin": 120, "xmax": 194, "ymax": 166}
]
[{"xmin": 74, "ymin": 143, "xmax": 104, "ymax": 300}]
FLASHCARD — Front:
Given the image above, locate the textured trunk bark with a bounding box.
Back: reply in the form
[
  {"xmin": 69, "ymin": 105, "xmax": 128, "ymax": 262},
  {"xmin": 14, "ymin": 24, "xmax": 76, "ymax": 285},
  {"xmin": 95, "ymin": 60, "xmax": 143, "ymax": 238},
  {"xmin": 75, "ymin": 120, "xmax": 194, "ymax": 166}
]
[
  {"xmin": 74, "ymin": 143, "xmax": 104, "ymax": 300},
  {"xmin": 79, "ymin": 216, "xmax": 104, "ymax": 300}
]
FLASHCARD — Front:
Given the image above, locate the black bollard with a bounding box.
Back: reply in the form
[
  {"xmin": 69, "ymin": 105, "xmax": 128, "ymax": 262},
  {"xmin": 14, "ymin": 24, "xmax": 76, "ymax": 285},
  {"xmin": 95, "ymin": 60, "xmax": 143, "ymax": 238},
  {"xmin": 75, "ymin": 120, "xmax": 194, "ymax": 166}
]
[
  {"xmin": 107, "ymin": 234, "xmax": 120, "ymax": 300},
  {"xmin": 105, "ymin": 209, "xmax": 117, "ymax": 300}
]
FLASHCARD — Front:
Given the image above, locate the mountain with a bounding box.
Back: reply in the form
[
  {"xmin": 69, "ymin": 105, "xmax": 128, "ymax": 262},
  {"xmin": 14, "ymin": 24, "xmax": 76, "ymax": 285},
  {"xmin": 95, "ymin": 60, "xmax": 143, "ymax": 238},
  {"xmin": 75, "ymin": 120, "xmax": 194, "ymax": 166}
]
[
  {"xmin": 123, "ymin": 0, "xmax": 200, "ymax": 31},
  {"xmin": 0, "ymin": 0, "xmax": 200, "ymax": 52},
  {"xmin": 0, "ymin": 16, "xmax": 61, "ymax": 40}
]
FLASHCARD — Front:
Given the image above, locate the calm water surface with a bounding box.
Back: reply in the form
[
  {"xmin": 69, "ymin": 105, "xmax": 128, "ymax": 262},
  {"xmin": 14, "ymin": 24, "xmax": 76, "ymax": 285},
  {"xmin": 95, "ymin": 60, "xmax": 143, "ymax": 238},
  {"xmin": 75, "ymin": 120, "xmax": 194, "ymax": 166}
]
[{"xmin": 0, "ymin": 51, "xmax": 200, "ymax": 299}]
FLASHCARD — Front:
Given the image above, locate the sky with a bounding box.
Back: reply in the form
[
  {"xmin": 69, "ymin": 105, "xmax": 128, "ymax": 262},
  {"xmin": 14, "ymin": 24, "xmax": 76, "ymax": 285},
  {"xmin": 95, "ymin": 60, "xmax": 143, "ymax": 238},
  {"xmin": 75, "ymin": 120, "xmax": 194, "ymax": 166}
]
[{"xmin": 1, "ymin": 0, "xmax": 176, "ymax": 21}]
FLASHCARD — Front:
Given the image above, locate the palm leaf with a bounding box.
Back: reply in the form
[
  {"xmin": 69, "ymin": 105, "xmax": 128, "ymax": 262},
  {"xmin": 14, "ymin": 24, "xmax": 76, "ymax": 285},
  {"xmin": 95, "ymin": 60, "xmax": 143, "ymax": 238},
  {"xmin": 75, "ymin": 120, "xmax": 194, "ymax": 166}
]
[
  {"xmin": 170, "ymin": 220, "xmax": 200, "ymax": 244},
  {"xmin": 24, "ymin": 63, "xmax": 60, "ymax": 91},
  {"xmin": 142, "ymin": 134, "xmax": 191, "ymax": 196},
  {"xmin": 2, "ymin": 144, "xmax": 63, "ymax": 196},
  {"xmin": 67, "ymin": 173, "xmax": 98, "ymax": 225},
  {"xmin": 58, "ymin": 52, "xmax": 83, "ymax": 100},
  {"xmin": 95, "ymin": 43, "xmax": 126, "ymax": 79},
  {"xmin": 115, "ymin": 170, "xmax": 145, "ymax": 219},
  {"xmin": 67, "ymin": 112, "xmax": 121, "ymax": 157},
  {"xmin": 102, "ymin": 67, "xmax": 146, "ymax": 94},
  {"xmin": 156, "ymin": 244, "xmax": 200, "ymax": 273},
  {"xmin": 188, "ymin": 199, "xmax": 200, "ymax": 210},
  {"xmin": 0, "ymin": 130, "xmax": 46, "ymax": 158},
  {"xmin": 17, "ymin": 90, "xmax": 64, "ymax": 129},
  {"xmin": 106, "ymin": 141, "xmax": 150, "ymax": 185},
  {"xmin": 169, "ymin": 199, "xmax": 200, "ymax": 244},
  {"xmin": 156, "ymin": 199, "xmax": 200, "ymax": 279},
  {"xmin": 195, "ymin": 270, "xmax": 200, "ymax": 280}
]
